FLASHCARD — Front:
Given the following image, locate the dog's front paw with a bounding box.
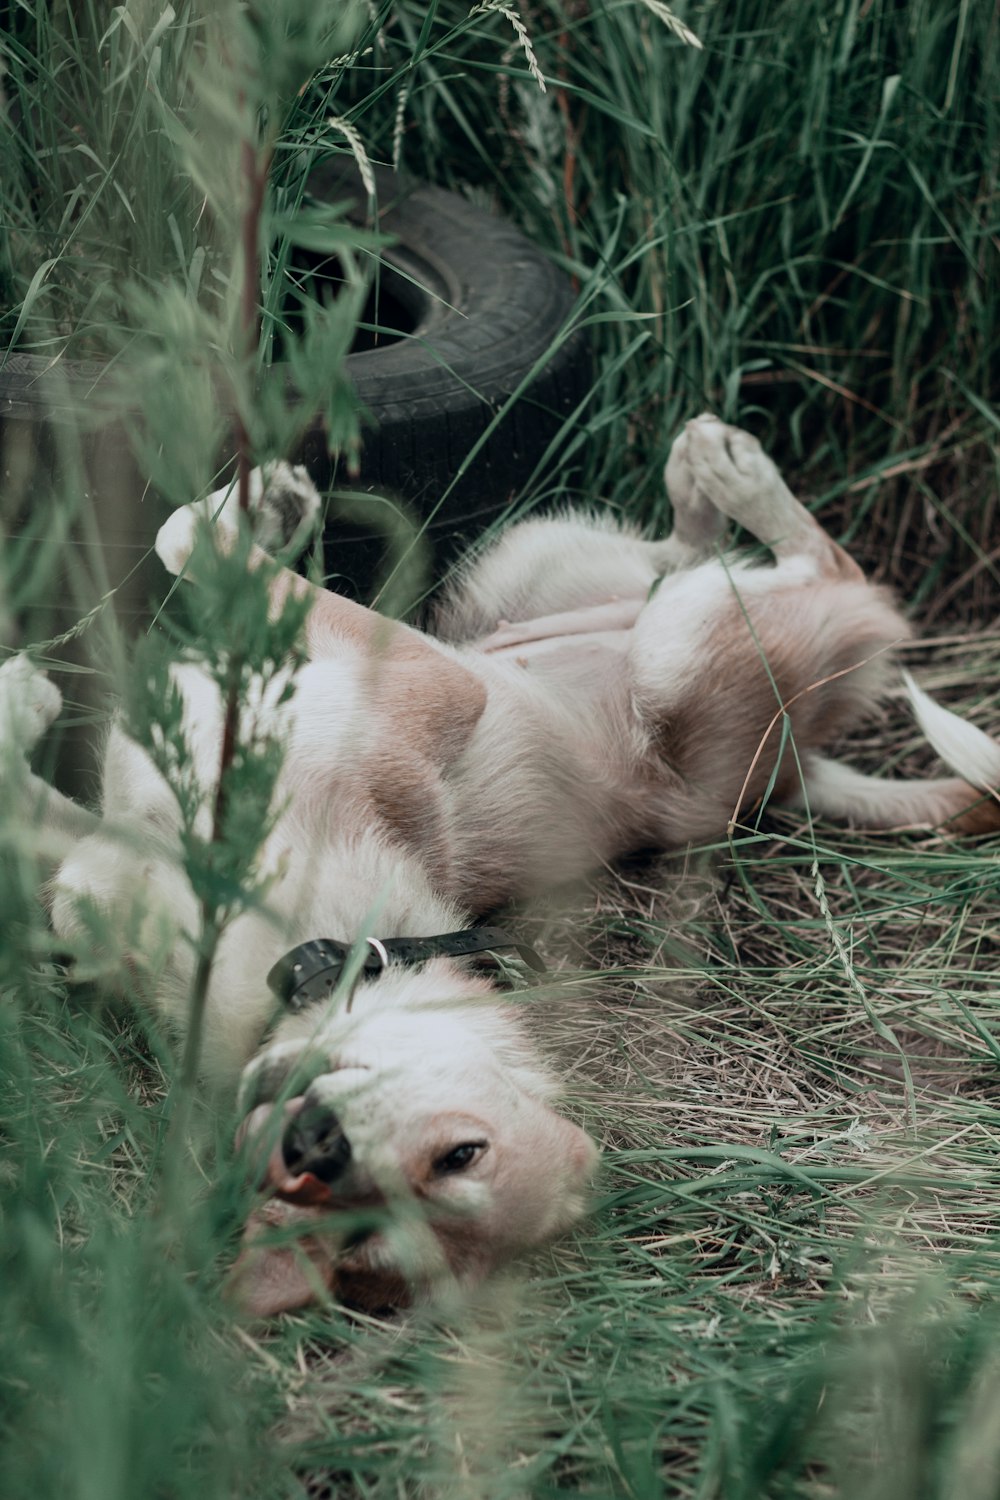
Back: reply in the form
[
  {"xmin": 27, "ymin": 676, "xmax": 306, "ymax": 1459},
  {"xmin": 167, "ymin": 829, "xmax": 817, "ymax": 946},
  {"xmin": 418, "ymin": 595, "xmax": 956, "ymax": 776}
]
[
  {"xmin": 252, "ymin": 463, "xmax": 321, "ymax": 555},
  {"xmin": 155, "ymin": 503, "xmax": 206, "ymax": 577},
  {"xmin": 155, "ymin": 463, "xmax": 321, "ymax": 578},
  {"xmin": 0, "ymin": 654, "xmax": 62, "ymax": 753},
  {"xmin": 51, "ymin": 836, "xmax": 188, "ymax": 985},
  {"xmin": 154, "ymin": 472, "xmax": 245, "ymax": 577},
  {"xmin": 237, "ymin": 1037, "xmax": 324, "ymax": 1118}
]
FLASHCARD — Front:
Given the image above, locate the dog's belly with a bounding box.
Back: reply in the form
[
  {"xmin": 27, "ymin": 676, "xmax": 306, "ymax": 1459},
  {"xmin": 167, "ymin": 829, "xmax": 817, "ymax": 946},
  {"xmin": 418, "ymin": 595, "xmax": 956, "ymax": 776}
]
[
  {"xmin": 489, "ymin": 634, "xmax": 635, "ymax": 714},
  {"xmin": 445, "ymin": 637, "xmax": 647, "ymax": 906}
]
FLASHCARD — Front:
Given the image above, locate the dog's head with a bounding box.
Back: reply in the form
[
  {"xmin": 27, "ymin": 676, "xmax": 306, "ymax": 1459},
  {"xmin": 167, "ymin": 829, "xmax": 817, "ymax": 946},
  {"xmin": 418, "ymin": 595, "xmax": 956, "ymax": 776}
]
[{"xmin": 229, "ymin": 961, "xmax": 599, "ymax": 1316}]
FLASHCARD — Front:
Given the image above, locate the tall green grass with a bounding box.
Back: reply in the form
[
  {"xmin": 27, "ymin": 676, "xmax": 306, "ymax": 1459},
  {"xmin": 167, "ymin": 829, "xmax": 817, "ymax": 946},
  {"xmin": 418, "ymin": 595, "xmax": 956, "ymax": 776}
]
[
  {"xmin": 1, "ymin": 1, "xmax": 999, "ymax": 1496},
  {"xmin": 316, "ymin": 0, "xmax": 998, "ymax": 602}
]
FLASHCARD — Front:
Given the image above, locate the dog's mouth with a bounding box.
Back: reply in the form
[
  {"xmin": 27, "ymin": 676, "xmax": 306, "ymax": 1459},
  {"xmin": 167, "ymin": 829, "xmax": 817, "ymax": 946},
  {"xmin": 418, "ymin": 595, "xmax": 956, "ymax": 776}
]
[{"xmin": 227, "ymin": 1093, "xmax": 397, "ymax": 1317}]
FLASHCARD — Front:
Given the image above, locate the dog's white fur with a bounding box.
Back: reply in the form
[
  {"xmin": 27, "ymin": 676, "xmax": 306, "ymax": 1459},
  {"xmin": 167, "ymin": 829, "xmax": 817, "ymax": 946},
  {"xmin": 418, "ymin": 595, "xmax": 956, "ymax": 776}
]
[{"xmin": 6, "ymin": 415, "xmax": 998, "ymax": 1315}]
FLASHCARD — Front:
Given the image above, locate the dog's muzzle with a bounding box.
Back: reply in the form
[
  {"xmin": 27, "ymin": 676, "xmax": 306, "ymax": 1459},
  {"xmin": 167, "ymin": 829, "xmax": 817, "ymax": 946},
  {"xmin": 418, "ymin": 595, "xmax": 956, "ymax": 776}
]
[{"xmin": 281, "ymin": 1102, "xmax": 351, "ymax": 1183}]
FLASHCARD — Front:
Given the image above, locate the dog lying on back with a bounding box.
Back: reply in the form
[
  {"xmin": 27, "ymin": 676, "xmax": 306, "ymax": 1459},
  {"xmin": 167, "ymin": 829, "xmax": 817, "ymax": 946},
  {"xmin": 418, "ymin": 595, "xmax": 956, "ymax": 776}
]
[{"xmin": 4, "ymin": 415, "xmax": 998, "ymax": 1315}]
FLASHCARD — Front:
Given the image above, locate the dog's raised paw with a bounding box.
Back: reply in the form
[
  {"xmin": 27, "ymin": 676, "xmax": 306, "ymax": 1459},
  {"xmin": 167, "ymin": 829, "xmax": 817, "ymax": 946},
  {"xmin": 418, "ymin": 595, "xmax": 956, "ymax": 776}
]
[
  {"xmin": 254, "ymin": 462, "xmax": 322, "ymax": 554},
  {"xmin": 666, "ymin": 411, "xmax": 757, "ymax": 499},
  {"xmin": 664, "ymin": 426, "xmax": 696, "ymax": 510},
  {"xmin": 155, "ymin": 463, "xmax": 321, "ymax": 578},
  {"xmin": 688, "ymin": 412, "xmax": 762, "ymax": 469},
  {"xmin": 0, "ymin": 654, "xmax": 63, "ymax": 752},
  {"xmin": 683, "ymin": 415, "xmax": 784, "ymax": 512},
  {"xmin": 155, "ymin": 504, "xmax": 204, "ymax": 577}
]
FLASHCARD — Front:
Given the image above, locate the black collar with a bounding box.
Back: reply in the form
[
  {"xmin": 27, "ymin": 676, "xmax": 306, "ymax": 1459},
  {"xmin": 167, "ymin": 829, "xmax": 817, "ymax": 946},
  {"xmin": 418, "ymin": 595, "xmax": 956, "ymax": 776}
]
[{"xmin": 267, "ymin": 927, "xmax": 546, "ymax": 1013}]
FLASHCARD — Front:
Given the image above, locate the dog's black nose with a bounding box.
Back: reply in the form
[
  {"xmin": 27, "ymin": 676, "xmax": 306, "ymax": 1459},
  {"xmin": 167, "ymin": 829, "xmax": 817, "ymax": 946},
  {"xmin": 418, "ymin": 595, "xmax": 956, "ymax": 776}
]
[{"xmin": 282, "ymin": 1103, "xmax": 352, "ymax": 1182}]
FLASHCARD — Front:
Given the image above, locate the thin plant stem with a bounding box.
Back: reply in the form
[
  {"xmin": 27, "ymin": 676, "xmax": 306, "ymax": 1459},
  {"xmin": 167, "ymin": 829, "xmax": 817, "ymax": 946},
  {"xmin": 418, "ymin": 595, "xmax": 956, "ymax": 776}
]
[{"xmin": 175, "ymin": 127, "xmax": 273, "ymax": 1104}]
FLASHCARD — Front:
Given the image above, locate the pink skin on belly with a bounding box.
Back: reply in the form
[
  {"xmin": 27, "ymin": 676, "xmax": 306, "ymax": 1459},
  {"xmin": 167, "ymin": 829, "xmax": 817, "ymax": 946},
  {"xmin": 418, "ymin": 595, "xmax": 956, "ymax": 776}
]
[{"xmin": 475, "ymin": 597, "xmax": 645, "ymax": 654}]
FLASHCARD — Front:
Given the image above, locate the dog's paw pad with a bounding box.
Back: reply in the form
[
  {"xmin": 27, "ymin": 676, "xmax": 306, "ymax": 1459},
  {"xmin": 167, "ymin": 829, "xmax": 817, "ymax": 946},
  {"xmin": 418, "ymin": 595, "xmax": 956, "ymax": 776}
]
[
  {"xmin": 687, "ymin": 413, "xmax": 753, "ymax": 464},
  {"xmin": 720, "ymin": 424, "xmax": 765, "ymax": 476},
  {"xmin": 0, "ymin": 655, "xmax": 62, "ymax": 750},
  {"xmin": 237, "ymin": 1039, "xmax": 310, "ymax": 1117},
  {"xmin": 685, "ymin": 416, "xmax": 780, "ymax": 505},
  {"xmin": 254, "ymin": 463, "xmax": 322, "ymax": 553},
  {"xmin": 667, "ymin": 413, "xmax": 736, "ymax": 498}
]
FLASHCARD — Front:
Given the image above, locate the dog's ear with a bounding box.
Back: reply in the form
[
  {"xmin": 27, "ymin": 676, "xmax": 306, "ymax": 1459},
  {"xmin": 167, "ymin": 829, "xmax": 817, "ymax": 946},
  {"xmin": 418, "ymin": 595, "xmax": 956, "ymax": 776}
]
[
  {"xmin": 495, "ymin": 1100, "xmax": 600, "ymax": 1253},
  {"xmin": 525, "ymin": 1110, "xmax": 601, "ymax": 1244}
]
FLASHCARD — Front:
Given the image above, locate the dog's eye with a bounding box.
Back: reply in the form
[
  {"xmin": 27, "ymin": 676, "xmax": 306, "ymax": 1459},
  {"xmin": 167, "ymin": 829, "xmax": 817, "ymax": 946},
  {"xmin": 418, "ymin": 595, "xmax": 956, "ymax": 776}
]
[{"xmin": 433, "ymin": 1142, "xmax": 486, "ymax": 1175}]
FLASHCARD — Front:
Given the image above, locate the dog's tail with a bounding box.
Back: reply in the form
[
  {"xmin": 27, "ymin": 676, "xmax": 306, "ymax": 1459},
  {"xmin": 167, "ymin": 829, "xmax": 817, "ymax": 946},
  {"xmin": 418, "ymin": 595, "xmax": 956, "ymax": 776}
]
[
  {"xmin": 901, "ymin": 671, "xmax": 1000, "ymax": 835},
  {"xmin": 803, "ymin": 675, "xmax": 1000, "ymax": 834}
]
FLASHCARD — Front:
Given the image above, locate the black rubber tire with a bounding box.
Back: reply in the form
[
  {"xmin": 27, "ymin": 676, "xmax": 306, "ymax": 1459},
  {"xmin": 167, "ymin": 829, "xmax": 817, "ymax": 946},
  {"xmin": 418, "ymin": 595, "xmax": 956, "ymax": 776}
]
[
  {"xmin": 295, "ymin": 161, "xmax": 590, "ymax": 596},
  {"xmin": 0, "ymin": 162, "xmax": 590, "ymax": 600}
]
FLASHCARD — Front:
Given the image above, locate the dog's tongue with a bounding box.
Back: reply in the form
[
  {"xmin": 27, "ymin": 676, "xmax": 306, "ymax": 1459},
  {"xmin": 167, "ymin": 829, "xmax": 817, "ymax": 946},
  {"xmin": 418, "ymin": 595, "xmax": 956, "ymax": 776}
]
[{"xmin": 237, "ymin": 1098, "xmax": 334, "ymax": 1207}]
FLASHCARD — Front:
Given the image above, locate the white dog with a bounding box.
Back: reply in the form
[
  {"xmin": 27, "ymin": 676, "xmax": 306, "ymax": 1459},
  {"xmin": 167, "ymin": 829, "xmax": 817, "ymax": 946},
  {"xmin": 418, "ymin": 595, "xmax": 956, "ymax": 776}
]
[{"xmin": 4, "ymin": 415, "xmax": 997, "ymax": 1315}]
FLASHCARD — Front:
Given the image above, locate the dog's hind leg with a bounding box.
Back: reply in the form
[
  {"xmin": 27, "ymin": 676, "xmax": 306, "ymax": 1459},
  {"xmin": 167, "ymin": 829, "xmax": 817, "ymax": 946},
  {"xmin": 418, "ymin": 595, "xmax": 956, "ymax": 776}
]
[
  {"xmin": 628, "ymin": 555, "xmax": 907, "ymax": 842},
  {"xmin": 654, "ymin": 427, "xmax": 731, "ymax": 572},
  {"xmin": 665, "ymin": 414, "xmax": 862, "ymax": 583},
  {"xmin": 627, "ymin": 420, "xmax": 909, "ymax": 838}
]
